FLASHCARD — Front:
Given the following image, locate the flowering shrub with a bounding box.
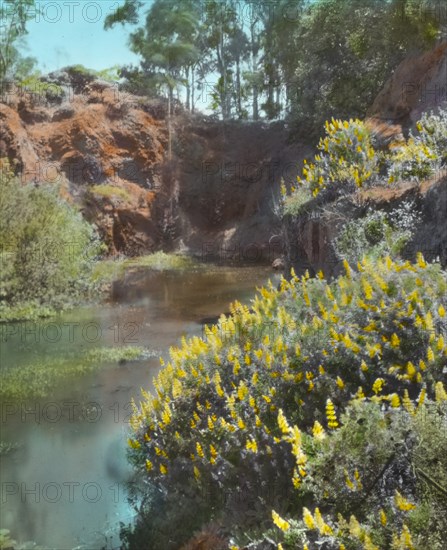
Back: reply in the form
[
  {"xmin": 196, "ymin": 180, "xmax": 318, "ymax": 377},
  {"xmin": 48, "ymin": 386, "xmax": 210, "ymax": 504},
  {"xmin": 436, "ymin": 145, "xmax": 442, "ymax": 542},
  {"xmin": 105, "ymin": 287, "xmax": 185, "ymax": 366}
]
[
  {"xmin": 125, "ymin": 255, "xmax": 447, "ymax": 548},
  {"xmin": 287, "ymin": 110, "xmax": 446, "ymax": 212},
  {"xmin": 416, "ymin": 109, "xmax": 447, "ymax": 166},
  {"xmin": 387, "ymin": 139, "xmax": 438, "ymax": 183},
  {"xmin": 334, "ymin": 202, "xmax": 420, "ymax": 265},
  {"xmin": 295, "ymin": 119, "xmax": 379, "ymax": 198},
  {"xmin": 387, "ymin": 108, "xmax": 446, "ymax": 184}
]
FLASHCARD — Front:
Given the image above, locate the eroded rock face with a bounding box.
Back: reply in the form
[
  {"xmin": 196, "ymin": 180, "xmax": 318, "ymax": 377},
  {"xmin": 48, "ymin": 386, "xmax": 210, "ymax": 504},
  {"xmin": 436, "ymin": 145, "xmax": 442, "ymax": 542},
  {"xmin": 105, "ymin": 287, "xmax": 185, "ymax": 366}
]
[
  {"xmin": 367, "ymin": 40, "xmax": 447, "ymax": 141},
  {"xmin": 0, "ymin": 76, "xmax": 308, "ymax": 260}
]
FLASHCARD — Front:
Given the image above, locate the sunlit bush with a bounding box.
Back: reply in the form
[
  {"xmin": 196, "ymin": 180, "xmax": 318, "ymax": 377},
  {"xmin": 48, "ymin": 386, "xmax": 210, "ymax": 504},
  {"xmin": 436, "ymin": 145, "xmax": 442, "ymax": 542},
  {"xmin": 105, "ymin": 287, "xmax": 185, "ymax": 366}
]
[
  {"xmin": 295, "ymin": 119, "xmax": 379, "ymax": 198},
  {"xmin": 0, "ymin": 162, "xmax": 103, "ymax": 318},
  {"xmin": 125, "ymin": 254, "xmax": 447, "ymax": 548}
]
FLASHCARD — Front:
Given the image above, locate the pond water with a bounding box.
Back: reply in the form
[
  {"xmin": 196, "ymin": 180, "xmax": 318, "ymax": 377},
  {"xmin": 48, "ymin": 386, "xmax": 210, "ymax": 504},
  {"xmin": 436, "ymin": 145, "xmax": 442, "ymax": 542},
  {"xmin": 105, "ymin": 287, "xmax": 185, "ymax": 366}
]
[{"xmin": 0, "ymin": 265, "xmax": 278, "ymax": 549}]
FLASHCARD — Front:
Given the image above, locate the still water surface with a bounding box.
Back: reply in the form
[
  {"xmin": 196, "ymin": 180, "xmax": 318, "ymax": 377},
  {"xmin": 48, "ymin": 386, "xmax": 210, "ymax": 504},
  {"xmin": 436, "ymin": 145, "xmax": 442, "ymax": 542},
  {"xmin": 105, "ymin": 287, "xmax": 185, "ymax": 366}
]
[{"xmin": 0, "ymin": 265, "xmax": 278, "ymax": 549}]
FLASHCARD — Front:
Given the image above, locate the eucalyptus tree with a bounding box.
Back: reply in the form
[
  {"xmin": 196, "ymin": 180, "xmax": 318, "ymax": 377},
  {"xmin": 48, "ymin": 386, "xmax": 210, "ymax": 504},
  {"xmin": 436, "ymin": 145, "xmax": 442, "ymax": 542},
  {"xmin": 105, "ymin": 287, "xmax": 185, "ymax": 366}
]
[{"xmin": 0, "ymin": 0, "xmax": 37, "ymax": 80}]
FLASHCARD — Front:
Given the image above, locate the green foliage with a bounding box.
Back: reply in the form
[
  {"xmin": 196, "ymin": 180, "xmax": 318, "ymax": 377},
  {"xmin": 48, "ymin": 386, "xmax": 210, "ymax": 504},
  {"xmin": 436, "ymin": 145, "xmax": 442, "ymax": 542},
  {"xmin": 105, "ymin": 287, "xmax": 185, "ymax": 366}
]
[
  {"xmin": 124, "ymin": 254, "xmax": 447, "ymax": 548},
  {"xmin": 282, "ymin": 186, "xmax": 313, "ymax": 218},
  {"xmin": 0, "ymin": 346, "xmax": 148, "ymax": 400},
  {"xmin": 106, "ymin": 0, "xmax": 441, "ymax": 128},
  {"xmin": 334, "ymin": 202, "xmax": 419, "ymax": 265},
  {"xmin": 90, "ymin": 184, "xmax": 132, "ymax": 202},
  {"xmin": 0, "ymin": 163, "xmax": 103, "ymax": 319},
  {"xmin": 0, "ymin": 0, "xmax": 37, "ymax": 80}
]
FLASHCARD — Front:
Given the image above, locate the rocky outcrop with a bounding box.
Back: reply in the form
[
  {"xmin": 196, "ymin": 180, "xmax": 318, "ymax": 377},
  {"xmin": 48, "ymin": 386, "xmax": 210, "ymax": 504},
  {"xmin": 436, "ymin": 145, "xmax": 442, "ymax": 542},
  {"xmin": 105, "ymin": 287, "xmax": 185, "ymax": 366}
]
[
  {"xmin": 367, "ymin": 40, "xmax": 446, "ymax": 141},
  {"xmin": 283, "ymin": 175, "xmax": 447, "ymax": 277},
  {"xmin": 0, "ymin": 70, "xmax": 307, "ymax": 260}
]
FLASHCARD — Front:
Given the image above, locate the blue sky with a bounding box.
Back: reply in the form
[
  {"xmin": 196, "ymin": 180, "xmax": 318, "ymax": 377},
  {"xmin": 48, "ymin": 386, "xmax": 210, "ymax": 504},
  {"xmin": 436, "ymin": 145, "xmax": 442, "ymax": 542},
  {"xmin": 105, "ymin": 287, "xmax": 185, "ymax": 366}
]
[{"xmin": 21, "ymin": 1, "xmax": 142, "ymax": 73}]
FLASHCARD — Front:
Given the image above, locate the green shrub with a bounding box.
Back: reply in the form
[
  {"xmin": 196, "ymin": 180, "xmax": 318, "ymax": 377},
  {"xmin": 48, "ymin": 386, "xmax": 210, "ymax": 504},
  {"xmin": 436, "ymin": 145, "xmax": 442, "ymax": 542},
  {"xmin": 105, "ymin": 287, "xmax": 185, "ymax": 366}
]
[
  {"xmin": 334, "ymin": 202, "xmax": 419, "ymax": 265},
  {"xmin": 0, "ymin": 163, "xmax": 103, "ymax": 319}
]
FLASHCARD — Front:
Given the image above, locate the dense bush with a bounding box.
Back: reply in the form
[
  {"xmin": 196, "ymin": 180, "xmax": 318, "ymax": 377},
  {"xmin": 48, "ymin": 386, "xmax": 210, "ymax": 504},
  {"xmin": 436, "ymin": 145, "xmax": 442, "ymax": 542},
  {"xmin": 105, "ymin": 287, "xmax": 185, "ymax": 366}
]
[
  {"xmin": 388, "ymin": 110, "xmax": 447, "ymax": 183},
  {"xmin": 295, "ymin": 119, "xmax": 379, "ymax": 199},
  {"xmin": 334, "ymin": 202, "xmax": 420, "ymax": 265},
  {"xmin": 124, "ymin": 254, "xmax": 447, "ymax": 548},
  {"xmin": 0, "ymin": 163, "xmax": 102, "ymax": 319}
]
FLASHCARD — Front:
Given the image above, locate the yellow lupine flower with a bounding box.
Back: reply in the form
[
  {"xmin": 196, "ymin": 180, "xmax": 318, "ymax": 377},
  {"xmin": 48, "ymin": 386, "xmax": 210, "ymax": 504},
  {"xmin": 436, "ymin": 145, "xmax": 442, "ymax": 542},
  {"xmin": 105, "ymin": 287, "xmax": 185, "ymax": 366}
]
[
  {"xmin": 435, "ymin": 381, "xmax": 447, "ymax": 402},
  {"xmin": 372, "ymin": 378, "xmax": 385, "ymax": 394},
  {"xmin": 427, "ymin": 347, "xmax": 435, "ymax": 362},
  {"xmin": 145, "ymin": 459, "xmax": 153, "ymax": 471},
  {"xmin": 314, "ymin": 507, "xmax": 333, "ymax": 535},
  {"xmin": 390, "ymin": 333, "xmax": 400, "ymax": 348},
  {"xmin": 160, "ymin": 464, "xmax": 167, "ymax": 475},
  {"xmin": 336, "ymin": 376, "xmax": 345, "ymax": 389},
  {"xmin": 272, "ymin": 510, "xmax": 290, "ymax": 531},
  {"xmin": 379, "ymin": 509, "xmax": 387, "ymax": 526},
  {"xmin": 246, "ymin": 439, "xmax": 258, "ymax": 453},
  {"xmin": 312, "ymin": 421, "xmax": 326, "ymax": 440},
  {"xmin": 196, "ymin": 442, "xmax": 204, "ymax": 458},
  {"xmin": 326, "ymin": 399, "xmax": 339, "ymax": 429},
  {"xmin": 438, "ymin": 304, "xmax": 446, "ymax": 317},
  {"xmin": 390, "ymin": 393, "xmax": 400, "ymax": 408},
  {"xmin": 394, "ymin": 491, "xmax": 416, "ymax": 511},
  {"xmin": 237, "ymin": 418, "xmax": 246, "ymax": 430},
  {"xmin": 303, "ymin": 507, "xmax": 315, "ymax": 529},
  {"xmin": 278, "ymin": 409, "xmax": 291, "ymax": 435}
]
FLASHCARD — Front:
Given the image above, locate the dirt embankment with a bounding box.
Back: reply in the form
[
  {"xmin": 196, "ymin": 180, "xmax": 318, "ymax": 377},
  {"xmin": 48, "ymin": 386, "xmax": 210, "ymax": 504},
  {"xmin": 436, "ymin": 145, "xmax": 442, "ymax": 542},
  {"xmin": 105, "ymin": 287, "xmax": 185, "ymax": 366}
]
[{"xmin": 0, "ymin": 70, "xmax": 309, "ymax": 262}]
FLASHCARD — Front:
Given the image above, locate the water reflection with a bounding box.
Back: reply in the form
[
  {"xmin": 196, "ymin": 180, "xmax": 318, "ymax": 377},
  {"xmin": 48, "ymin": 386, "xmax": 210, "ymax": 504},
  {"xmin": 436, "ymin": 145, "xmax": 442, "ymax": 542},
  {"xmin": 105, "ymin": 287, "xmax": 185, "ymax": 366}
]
[{"xmin": 0, "ymin": 265, "xmax": 277, "ymax": 549}]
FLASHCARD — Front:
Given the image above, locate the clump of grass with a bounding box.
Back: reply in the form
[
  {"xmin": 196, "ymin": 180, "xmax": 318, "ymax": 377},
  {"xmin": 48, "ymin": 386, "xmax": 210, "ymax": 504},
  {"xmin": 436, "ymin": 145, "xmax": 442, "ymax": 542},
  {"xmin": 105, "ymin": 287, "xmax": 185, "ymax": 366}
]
[
  {"xmin": 1, "ymin": 346, "xmax": 148, "ymax": 400},
  {"xmin": 92, "ymin": 252, "xmax": 199, "ymax": 284},
  {"xmin": 283, "ymin": 186, "xmax": 313, "ymax": 217},
  {"xmin": 90, "ymin": 184, "xmax": 132, "ymax": 202}
]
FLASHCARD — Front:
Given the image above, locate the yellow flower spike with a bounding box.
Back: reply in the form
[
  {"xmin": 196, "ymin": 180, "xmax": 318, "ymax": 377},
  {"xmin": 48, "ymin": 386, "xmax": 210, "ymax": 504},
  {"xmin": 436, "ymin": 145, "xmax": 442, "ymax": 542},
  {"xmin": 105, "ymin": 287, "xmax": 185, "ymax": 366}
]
[
  {"xmin": 303, "ymin": 507, "xmax": 315, "ymax": 529},
  {"xmin": 417, "ymin": 388, "xmax": 426, "ymax": 408},
  {"xmin": 372, "ymin": 378, "xmax": 385, "ymax": 394},
  {"xmin": 145, "ymin": 459, "xmax": 153, "ymax": 471},
  {"xmin": 416, "ymin": 252, "xmax": 427, "ymax": 268},
  {"xmin": 237, "ymin": 418, "xmax": 246, "ymax": 430},
  {"xmin": 196, "ymin": 442, "xmax": 204, "ymax": 458},
  {"xmin": 390, "ymin": 333, "xmax": 400, "ymax": 348},
  {"xmin": 438, "ymin": 304, "xmax": 446, "ymax": 318},
  {"xmin": 379, "ymin": 508, "xmax": 387, "ymax": 526},
  {"xmin": 278, "ymin": 409, "xmax": 291, "ymax": 435},
  {"xmin": 360, "ymin": 360, "xmax": 369, "ymax": 372},
  {"xmin": 194, "ymin": 466, "xmax": 201, "ymax": 480},
  {"xmin": 435, "ymin": 381, "xmax": 447, "ymax": 402},
  {"xmin": 427, "ymin": 347, "xmax": 435, "ymax": 362},
  {"xmin": 390, "ymin": 393, "xmax": 400, "ymax": 408},
  {"xmin": 312, "ymin": 420, "xmax": 326, "ymax": 440},
  {"xmin": 394, "ymin": 490, "xmax": 416, "ymax": 511},
  {"xmin": 272, "ymin": 510, "xmax": 290, "ymax": 531},
  {"xmin": 437, "ymin": 334, "xmax": 445, "ymax": 351},
  {"xmin": 402, "ymin": 390, "xmax": 415, "ymax": 416},
  {"xmin": 336, "ymin": 376, "xmax": 345, "ymax": 389},
  {"xmin": 246, "ymin": 439, "xmax": 258, "ymax": 453},
  {"xmin": 326, "ymin": 399, "xmax": 339, "ymax": 429},
  {"xmin": 160, "ymin": 464, "xmax": 167, "ymax": 475}
]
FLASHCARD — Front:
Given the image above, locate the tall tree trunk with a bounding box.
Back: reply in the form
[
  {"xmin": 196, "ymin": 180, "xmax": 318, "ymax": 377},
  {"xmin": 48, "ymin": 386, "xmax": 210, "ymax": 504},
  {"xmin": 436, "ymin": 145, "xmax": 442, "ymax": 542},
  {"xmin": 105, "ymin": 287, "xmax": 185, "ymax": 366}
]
[
  {"xmin": 236, "ymin": 58, "xmax": 242, "ymax": 117},
  {"xmin": 185, "ymin": 66, "xmax": 190, "ymax": 111},
  {"xmin": 191, "ymin": 65, "xmax": 195, "ymax": 113}
]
